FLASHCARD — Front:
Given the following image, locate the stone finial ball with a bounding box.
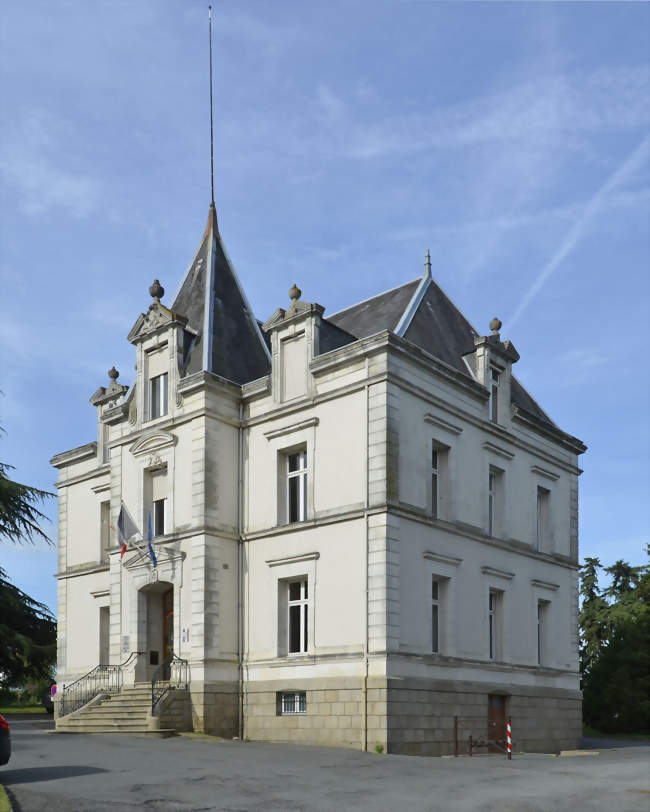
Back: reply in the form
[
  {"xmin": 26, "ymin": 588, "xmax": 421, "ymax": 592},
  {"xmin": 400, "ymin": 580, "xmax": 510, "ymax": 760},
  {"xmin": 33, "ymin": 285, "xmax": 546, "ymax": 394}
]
[
  {"xmin": 489, "ymin": 317, "xmax": 502, "ymax": 334},
  {"xmin": 289, "ymin": 283, "xmax": 302, "ymax": 302},
  {"xmin": 149, "ymin": 279, "xmax": 165, "ymax": 301},
  {"xmin": 108, "ymin": 366, "xmax": 119, "ymax": 381}
]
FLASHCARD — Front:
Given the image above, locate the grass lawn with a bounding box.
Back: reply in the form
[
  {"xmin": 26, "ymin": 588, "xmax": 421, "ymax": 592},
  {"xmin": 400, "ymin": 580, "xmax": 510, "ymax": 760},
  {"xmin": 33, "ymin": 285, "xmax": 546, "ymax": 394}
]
[
  {"xmin": 0, "ymin": 784, "xmax": 12, "ymax": 812},
  {"xmin": 0, "ymin": 705, "xmax": 46, "ymax": 715}
]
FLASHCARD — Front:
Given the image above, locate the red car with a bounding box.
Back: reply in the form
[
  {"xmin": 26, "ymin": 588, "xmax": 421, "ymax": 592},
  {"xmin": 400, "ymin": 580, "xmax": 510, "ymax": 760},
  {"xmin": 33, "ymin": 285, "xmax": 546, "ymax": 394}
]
[{"xmin": 0, "ymin": 715, "xmax": 10, "ymax": 766}]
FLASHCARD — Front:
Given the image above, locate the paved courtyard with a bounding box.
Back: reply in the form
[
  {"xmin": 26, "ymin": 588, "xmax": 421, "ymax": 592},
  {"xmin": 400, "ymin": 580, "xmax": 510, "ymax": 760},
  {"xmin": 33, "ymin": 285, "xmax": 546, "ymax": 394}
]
[{"xmin": 1, "ymin": 715, "xmax": 649, "ymax": 812}]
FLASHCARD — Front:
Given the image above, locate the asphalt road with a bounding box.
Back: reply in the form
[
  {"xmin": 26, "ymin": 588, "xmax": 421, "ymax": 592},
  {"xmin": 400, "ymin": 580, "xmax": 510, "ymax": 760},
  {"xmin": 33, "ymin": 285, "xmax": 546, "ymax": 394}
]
[{"xmin": 1, "ymin": 715, "xmax": 649, "ymax": 812}]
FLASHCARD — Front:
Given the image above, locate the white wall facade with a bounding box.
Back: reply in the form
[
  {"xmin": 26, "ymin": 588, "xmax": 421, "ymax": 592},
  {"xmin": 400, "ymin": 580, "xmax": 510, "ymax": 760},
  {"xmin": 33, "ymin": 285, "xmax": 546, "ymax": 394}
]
[{"xmin": 53, "ymin": 286, "xmax": 584, "ymax": 753}]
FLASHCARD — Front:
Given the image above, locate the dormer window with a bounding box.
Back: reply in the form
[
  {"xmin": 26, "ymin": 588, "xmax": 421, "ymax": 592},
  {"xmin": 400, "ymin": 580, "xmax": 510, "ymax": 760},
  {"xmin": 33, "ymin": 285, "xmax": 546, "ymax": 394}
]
[
  {"xmin": 150, "ymin": 373, "xmax": 168, "ymax": 419},
  {"xmin": 490, "ymin": 368, "xmax": 500, "ymax": 422}
]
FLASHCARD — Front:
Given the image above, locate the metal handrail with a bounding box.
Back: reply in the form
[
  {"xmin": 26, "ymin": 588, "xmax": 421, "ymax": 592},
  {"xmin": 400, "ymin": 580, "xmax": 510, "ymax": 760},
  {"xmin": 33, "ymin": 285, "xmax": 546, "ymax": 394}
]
[
  {"xmin": 59, "ymin": 651, "xmax": 142, "ymax": 717},
  {"xmin": 151, "ymin": 652, "xmax": 189, "ymax": 715}
]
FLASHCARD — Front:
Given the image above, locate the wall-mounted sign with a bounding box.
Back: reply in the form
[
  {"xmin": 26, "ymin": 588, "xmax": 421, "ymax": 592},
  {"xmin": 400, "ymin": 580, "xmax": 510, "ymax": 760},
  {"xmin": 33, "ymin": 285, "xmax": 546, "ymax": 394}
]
[
  {"xmin": 122, "ymin": 635, "xmax": 130, "ymax": 654},
  {"xmin": 181, "ymin": 627, "xmax": 189, "ymax": 643},
  {"xmin": 51, "ymin": 684, "xmax": 57, "ymax": 697}
]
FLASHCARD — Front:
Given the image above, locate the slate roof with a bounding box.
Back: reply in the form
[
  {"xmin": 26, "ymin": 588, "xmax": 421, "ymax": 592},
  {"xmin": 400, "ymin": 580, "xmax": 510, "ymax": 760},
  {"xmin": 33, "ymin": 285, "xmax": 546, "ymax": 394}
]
[
  {"xmin": 328, "ymin": 279, "xmax": 420, "ymax": 337},
  {"xmin": 327, "ymin": 275, "xmax": 554, "ymax": 427},
  {"xmin": 172, "ymin": 204, "xmax": 271, "ymax": 384},
  {"xmin": 171, "ymin": 206, "xmax": 553, "ymax": 427}
]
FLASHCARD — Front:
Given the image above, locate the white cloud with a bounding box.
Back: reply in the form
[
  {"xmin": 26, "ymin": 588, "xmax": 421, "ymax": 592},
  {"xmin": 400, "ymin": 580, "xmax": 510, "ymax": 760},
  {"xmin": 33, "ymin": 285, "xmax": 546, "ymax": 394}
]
[{"xmin": 506, "ymin": 135, "xmax": 650, "ymax": 331}]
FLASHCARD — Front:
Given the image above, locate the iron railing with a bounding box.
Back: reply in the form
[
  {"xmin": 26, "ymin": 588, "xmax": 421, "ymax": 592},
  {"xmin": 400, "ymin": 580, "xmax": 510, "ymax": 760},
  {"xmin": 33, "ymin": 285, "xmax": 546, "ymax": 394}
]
[
  {"xmin": 453, "ymin": 715, "xmax": 512, "ymax": 757},
  {"xmin": 59, "ymin": 651, "xmax": 142, "ymax": 717},
  {"xmin": 151, "ymin": 652, "xmax": 189, "ymax": 715}
]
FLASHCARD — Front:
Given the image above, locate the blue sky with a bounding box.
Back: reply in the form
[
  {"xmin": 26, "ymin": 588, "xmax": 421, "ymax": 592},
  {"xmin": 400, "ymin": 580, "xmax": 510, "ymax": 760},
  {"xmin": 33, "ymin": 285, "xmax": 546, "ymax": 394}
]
[{"xmin": 1, "ymin": 1, "xmax": 648, "ymax": 615}]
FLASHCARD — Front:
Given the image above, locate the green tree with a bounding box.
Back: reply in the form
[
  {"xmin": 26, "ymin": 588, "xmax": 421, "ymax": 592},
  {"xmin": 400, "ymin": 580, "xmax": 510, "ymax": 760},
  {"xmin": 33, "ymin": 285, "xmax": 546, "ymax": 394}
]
[
  {"xmin": 580, "ymin": 550, "xmax": 650, "ymax": 734},
  {"xmin": 0, "ymin": 566, "xmax": 57, "ymax": 688},
  {"xmin": 0, "ymin": 434, "xmax": 56, "ymax": 688},
  {"xmin": 578, "ymin": 557, "xmax": 609, "ymax": 676},
  {"xmin": 0, "ymin": 460, "xmax": 53, "ymax": 545}
]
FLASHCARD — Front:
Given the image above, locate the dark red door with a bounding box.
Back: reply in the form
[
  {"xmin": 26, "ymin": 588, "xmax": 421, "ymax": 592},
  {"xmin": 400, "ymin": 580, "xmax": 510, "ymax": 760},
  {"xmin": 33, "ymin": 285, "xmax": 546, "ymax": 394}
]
[{"xmin": 488, "ymin": 694, "xmax": 506, "ymax": 753}]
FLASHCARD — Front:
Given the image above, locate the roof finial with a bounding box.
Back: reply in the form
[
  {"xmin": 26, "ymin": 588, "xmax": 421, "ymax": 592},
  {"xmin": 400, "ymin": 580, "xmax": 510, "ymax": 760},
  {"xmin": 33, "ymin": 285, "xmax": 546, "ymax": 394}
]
[
  {"xmin": 108, "ymin": 366, "xmax": 119, "ymax": 383},
  {"xmin": 149, "ymin": 279, "xmax": 164, "ymax": 302},
  {"xmin": 489, "ymin": 317, "xmax": 502, "ymax": 335},
  {"xmin": 208, "ymin": 5, "xmax": 215, "ymax": 208},
  {"xmin": 288, "ymin": 283, "xmax": 302, "ymax": 308},
  {"xmin": 424, "ymin": 249, "xmax": 432, "ymax": 278}
]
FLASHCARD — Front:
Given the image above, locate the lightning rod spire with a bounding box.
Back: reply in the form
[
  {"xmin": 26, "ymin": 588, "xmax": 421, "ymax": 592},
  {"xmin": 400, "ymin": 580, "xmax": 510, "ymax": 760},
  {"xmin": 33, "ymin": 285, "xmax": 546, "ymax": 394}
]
[{"xmin": 209, "ymin": 5, "xmax": 215, "ymax": 207}]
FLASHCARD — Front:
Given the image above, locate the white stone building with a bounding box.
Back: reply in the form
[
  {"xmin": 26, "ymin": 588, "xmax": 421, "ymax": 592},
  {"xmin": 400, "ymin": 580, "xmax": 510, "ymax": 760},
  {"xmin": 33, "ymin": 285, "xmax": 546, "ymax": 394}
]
[{"xmin": 52, "ymin": 203, "xmax": 586, "ymax": 754}]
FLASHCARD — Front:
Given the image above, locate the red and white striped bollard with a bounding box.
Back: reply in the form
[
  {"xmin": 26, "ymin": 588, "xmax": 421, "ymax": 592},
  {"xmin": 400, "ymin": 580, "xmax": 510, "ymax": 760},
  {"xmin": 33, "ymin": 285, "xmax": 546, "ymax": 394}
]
[{"xmin": 507, "ymin": 718, "xmax": 512, "ymax": 760}]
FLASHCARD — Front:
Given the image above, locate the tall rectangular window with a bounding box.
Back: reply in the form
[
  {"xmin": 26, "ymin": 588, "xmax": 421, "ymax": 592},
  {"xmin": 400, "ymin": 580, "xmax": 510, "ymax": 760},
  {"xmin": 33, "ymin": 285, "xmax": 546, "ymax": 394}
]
[
  {"xmin": 488, "ymin": 473, "xmax": 495, "ymax": 536},
  {"xmin": 100, "ymin": 500, "xmax": 111, "ymax": 562},
  {"xmin": 288, "ymin": 579, "xmax": 308, "ymax": 654},
  {"xmin": 432, "ymin": 579, "xmax": 440, "ymax": 653},
  {"xmin": 150, "ymin": 373, "xmax": 168, "ymax": 419},
  {"xmin": 287, "ymin": 450, "xmax": 307, "ymax": 523},
  {"xmin": 153, "ymin": 498, "xmax": 166, "ymax": 537},
  {"xmin": 488, "ymin": 590, "xmax": 502, "ymax": 661},
  {"xmin": 488, "ymin": 468, "xmax": 504, "ymax": 538},
  {"xmin": 431, "ymin": 447, "xmax": 439, "ymax": 519},
  {"xmin": 536, "ymin": 487, "xmax": 550, "ymax": 552},
  {"xmin": 430, "ymin": 441, "xmax": 450, "ymax": 520},
  {"xmin": 490, "ymin": 368, "xmax": 500, "ymax": 423},
  {"xmin": 537, "ymin": 600, "xmax": 550, "ymax": 666}
]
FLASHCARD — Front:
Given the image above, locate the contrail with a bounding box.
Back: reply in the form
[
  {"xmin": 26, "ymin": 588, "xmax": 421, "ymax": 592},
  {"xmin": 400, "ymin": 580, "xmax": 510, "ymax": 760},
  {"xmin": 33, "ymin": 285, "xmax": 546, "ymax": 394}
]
[{"xmin": 506, "ymin": 135, "xmax": 650, "ymax": 332}]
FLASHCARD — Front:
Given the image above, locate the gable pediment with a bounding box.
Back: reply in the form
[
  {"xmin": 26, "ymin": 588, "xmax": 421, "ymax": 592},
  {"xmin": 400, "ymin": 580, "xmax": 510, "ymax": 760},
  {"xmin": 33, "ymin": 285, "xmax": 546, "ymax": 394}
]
[
  {"xmin": 129, "ymin": 429, "xmax": 178, "ymax": 457},
  {"xmin": 128, "ymin": 303, "xmax": 187, "ymax": 344}
]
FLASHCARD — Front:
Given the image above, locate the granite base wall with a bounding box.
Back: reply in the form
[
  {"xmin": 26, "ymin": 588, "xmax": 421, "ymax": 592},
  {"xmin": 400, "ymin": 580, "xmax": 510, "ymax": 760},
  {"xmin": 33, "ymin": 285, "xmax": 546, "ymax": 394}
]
[
  {"xmin": 190, "ymin": 681, "xmax": 239, "ymax": 738},
  {"xmin": 386, "ymin": 677, "xmax": 582, "ymax": 756},
  {"xmin": 157, "ymin": 689, "xmax": 192, "ymax": 732},
  {"xmin": 243, "ymin": 677, "xmax": 388, "ymax": 752},
  {"xmin": 188, "ymin": 676, "xmax": 581, "ymax": 755}
]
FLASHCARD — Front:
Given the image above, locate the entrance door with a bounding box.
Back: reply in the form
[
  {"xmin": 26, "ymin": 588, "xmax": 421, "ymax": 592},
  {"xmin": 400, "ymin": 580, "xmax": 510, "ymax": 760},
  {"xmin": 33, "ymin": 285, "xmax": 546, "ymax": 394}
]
[
  {"xmin": 487, "ymin": 694, "xmax": 506, "ymax": 753},
  {"xmin": 162, "ymin": 588, "xmax": 174, "ymax": 680}
]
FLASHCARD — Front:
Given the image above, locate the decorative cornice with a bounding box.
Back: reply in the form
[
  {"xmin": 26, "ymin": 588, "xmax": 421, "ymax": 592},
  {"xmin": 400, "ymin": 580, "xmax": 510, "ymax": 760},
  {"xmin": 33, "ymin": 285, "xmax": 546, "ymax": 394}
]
[
  {"xmin": 91, "ymin": 482, "xmax": 111, "ymax": 494},
  {"xmin": 423, "ymin": 413, "xmax": 463, "ymax": 436},
  {"xmin": 422, "ymin": 550, "xmax": 463, "ymax": 567},
  {"xmin": 531, "ymin": 578, "xmax": 560, "ymax": 591},
  {"xmin": 264, "ymin": 417, "xmax": 319, "ymax": 441},
  {"xmin": 531, "ymin": 465, "xmax": 560, "ymax": 482},
  {"xmin": 266, "ymin": 552, "xmax": 320, "ymax": 567},
  {"xmin": 481, "ymin": 566, "xmax": 515, "ymax": 580},
  {"xmin": 513, "ymin": 405, "xmax": 586, "ymax": 456},
  {"xmin": 90, "ymin": 589, "xmax": 110, "ymax": 598},
  {"xmin": 482, "ymin": 441, "xmax": 515, "ymax": 461},
  {"xmin": 50, "ymin": 442, "xmax": 98, "ymax": 468}
]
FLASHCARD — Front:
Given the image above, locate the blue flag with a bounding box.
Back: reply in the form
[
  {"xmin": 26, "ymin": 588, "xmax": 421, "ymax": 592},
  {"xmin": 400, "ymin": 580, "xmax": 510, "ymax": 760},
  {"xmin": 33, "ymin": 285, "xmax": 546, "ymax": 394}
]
[{"xmin": 147, "ymin": 513, "xmax": 157, "ymax": 567}]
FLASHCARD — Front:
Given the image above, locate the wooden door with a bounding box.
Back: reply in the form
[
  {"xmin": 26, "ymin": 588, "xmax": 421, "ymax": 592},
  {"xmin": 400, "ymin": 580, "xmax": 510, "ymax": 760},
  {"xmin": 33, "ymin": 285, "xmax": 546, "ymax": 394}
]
[
  {"xmin": 162, "ymin": 589, "xmax": 174, "ymax": 679},
  {"xmin": 488, "ymin": 694, "xmax": 506, "ymax": 753}
]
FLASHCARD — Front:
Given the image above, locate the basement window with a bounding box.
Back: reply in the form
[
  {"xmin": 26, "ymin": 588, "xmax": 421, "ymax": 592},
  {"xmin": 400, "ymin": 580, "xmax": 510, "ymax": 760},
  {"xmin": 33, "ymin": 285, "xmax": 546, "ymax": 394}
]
[{"xmin": 278, "ymin": 691, "xmax": 306, "ymax": 715}]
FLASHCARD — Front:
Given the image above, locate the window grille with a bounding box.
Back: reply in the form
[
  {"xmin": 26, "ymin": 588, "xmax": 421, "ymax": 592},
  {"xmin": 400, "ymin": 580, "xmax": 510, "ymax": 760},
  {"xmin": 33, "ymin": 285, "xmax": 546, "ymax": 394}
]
[{"xmin": 280, "ymin": 692, "xmax": 306, "ymax": 715}]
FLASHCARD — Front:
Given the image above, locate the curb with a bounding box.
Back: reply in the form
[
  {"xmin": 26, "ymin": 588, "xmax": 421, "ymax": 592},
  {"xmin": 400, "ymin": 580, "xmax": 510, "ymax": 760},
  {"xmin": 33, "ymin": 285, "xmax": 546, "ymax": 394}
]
[{"xmin": 0, "ymin": 783, "xmax": 12, "ymax": 812}]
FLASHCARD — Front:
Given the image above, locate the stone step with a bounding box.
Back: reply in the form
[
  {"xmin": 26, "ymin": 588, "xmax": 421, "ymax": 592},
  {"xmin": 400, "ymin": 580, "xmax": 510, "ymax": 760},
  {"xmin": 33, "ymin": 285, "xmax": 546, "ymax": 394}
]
[
  {"xmin": 80, "ymin": 712, "xmax": 149, "ymax": 721},
  {"xmin": 93, "ymin": 700, "xmax": 150, "ymax": 710},
  {"xmin": 56, "ymin": 725, "xmax": 176, "ymax": 738},
  {"xmin": 60, "ymin": 715, "xmax": 150, "ymax": 726}
]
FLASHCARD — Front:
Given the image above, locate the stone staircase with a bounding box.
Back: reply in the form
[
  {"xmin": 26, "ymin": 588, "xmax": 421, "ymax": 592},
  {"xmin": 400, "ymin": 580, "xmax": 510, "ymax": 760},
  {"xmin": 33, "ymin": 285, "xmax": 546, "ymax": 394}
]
[{"xmin": 56, "ymin": 683, "xmax": 178, "ymax": 737}]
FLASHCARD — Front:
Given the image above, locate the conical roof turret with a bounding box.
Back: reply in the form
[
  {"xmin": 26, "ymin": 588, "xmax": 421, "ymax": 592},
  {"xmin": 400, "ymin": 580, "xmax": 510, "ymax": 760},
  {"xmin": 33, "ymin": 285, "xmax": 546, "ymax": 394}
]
[{"xmin": 172, "ymin": 204, "xmax": 270, "ymax": 384}]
